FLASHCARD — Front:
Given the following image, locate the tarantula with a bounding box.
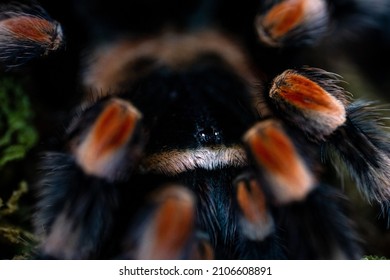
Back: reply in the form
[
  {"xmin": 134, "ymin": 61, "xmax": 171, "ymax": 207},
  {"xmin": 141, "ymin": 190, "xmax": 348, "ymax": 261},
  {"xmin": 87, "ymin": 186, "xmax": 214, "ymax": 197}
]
[{"xmin": 1, "ymin": 0, "xmax": 390, "ymax": 259}]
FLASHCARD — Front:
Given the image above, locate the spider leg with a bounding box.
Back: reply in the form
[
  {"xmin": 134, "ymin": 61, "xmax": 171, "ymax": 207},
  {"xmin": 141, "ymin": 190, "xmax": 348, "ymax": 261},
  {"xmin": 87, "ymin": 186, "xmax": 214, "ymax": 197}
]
[
  {"xmin": 34, "ymin": 97, "xmax": 144, "ymax": 259},
  {"xmin": 121, "ymin": 185, "xmax": 197, "ymax": 260},
  {"xmin": 242, "ymin": 119, "xmax": 361, "ymax": 258},
  {"xmin": 278, "ymin": 185, "xmax": 362, "ymax": 259},
  {"xmin": 189, "ymin": 232, "xmax": 215, "ymax": 260},
  {"xmin": 234, "ymin": 175, "xmax": 286, "ymax": 259},
  {"xmin": 327, "ymin": 101, "xmax": 390, "ymax": 216},
  {"xmin": 268, "ymin": 67, "xmax": 390, "ymax": 218},
  {"xmin": 235, "ymin": 176, "xmax": 274, "ymax": 243},
  {"xmin": 268, "ymin": 68, "xmax": 348, "ymax": 141},
  {"xmin": 244, "ymin": 119, "xmax": 316, "ymax": 204},
  {"xmin": 255, "ymin": 0, "xmax": 329, "ymax": 47},
  {"xmin": 0, "ymin": 1, "xmax": 63, "ymax": 69},
  {"xmin": 71, "ymin": 98, "xmax": 143, "ymax": 182}
]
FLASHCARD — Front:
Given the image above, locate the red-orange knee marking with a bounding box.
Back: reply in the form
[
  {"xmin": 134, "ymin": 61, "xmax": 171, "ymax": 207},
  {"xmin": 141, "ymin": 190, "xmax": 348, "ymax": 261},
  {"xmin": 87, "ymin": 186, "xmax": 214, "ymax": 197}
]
[
  {"xmin": 247, "ymin": 123, "xmax": 297, "ymax": 176},
  {"xmin": 244, "ymin": 121, "xmax": 315, "ymax": 203},
  {"xmin": 271, "ymin": 72, "xmax": 343, "ymax": 114},
  {"xmin": 75, "ymin": 99, "xmax": 140, "ymax": 178},
  {"xmin": 237, "ymin": 179, "xmax": 267, "ymax": 224},
  {"xmin": 138, "ymin": 187, "xmax": 195, "ymax": 259},
  {"xmin": 2, "ymin": 16, "xmax": 56, "ymax": 43},
  {"xmin": 262, "ymin": 0, "xmax": 305, "ymax": 39}
]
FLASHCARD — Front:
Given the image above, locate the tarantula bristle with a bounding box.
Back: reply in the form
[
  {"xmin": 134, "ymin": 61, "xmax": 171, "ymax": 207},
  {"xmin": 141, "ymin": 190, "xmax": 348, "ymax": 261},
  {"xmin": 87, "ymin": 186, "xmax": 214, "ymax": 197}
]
[
  {"xmin": 235, "ymin": 177, "xmax": 274, "ymax": 241},
  {"xmin": 280, "ymin": 185, "xmax": 362, "ymax": 259},
  {"xmin": 244, "ymin": 120, "xmax": 316, "ymax": 204},
  {"xmin": 255, "ymin": 0, "xmax": 329, "ymax": 47},
  {"xmin": 132, "ymin": 186, "xmax": 196, "ymax": 260},
  {"xmin": 327, "ymin": 101, "xmax": 390, "ymax": 211},
  {"xmin": 35, "ymin": 152, "xmax": 121, "ymax": 259},
  {"xmin": 269, "ymin": 69, "xmax": 346, "ymax": 141},
  {"xmin": 0, "ymin": 2, "xmax": 63, "ymax": 68},
  {"xmin": 73, "ymin": 98, "xmax": 142, "ymax": 182}
]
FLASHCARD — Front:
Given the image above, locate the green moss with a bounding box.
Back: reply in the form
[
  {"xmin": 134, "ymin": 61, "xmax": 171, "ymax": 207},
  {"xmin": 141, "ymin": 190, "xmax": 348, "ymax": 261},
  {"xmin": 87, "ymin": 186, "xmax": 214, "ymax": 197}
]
[
  {"xmin": 0, "ymin": 182, "xmax": 36, "ymax": 246},
  {"xmin": 0, "ymin": 77, "xmax": 38, "ymax": 259},
  {"xmin": 0, "ymin": 77, "xmax": 38, "ymax": 167},
  {"xmin": 0, "ymin": 181, "xmax": 28, "ymax": 217}
]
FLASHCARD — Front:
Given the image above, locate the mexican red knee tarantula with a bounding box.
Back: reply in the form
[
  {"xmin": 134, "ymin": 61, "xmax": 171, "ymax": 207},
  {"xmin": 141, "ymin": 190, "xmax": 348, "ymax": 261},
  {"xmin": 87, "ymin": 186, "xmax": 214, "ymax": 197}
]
[{"xmin": 1, "ymin": 0, "xmax": 390, "ymax": 259}]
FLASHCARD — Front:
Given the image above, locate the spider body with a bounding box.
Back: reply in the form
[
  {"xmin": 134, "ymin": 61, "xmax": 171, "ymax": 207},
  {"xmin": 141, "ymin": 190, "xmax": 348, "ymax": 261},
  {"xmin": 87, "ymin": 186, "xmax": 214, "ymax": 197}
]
[
  {"xmin": 33, "ymin": 30, "xmax": 362, "ymax": 259},
  {"xmin": 1, "ymin": 0, "xmax": 390, "ymax": 259}
]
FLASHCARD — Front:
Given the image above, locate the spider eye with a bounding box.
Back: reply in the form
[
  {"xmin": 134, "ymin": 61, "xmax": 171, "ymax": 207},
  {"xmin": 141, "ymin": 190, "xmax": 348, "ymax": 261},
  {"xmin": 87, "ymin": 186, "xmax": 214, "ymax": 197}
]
[{"xmin": 196, "ymin": 126, "xmax": 222, "ymax": 145}]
